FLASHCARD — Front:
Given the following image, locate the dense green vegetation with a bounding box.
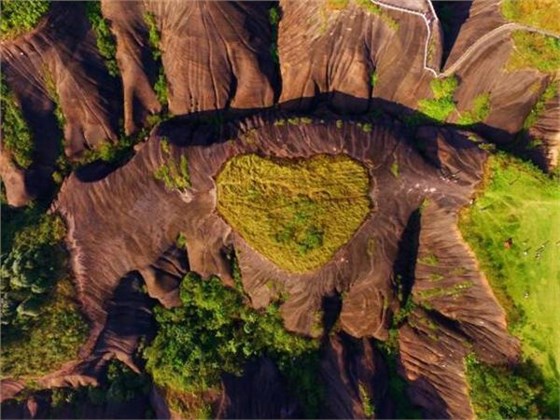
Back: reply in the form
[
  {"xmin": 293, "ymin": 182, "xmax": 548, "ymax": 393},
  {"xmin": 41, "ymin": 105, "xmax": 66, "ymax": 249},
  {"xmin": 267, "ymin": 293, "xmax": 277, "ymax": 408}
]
[
  {"xmin": 460, "ymin": 153, "xmax": 560, "ymax": 415},
  {"xmin": 457, "ymin": 93, "xmax": 491, "ymax": 126},
  {"xmin": 1, "ymin": 212, "xmax": 66, "ymax": 327},
  {"xmin": 216, "ymin": 154, "xmax": 371, "ymax": 272},
  {"xmin": 143, "ymin": 11, "xmax": 168, "ymax": 105},
  {"xmin": 417, "ymin": 76, "xmax": 458, "ymax": 123},
  {"xmin": 0, "ymin": 0, "xmax": 50, "ymax": 40},
  {"xmin": 502, "ymin": 0, "xmax": 560, "ymax": 34},
  {"xmin": 144, "ymin": 271, "xmax": 322, "ymax": 415},
  {"xmin": 1, "ymin": 277, "xmax": 88, "ymax": 379},
  {"xmin": 85, "ymin": 1, "xmax": 119, "ymax": 76},
  {"xmin": 0, "ymin": 206, "xmax": 88, "ymax": 379},
  {"xmin": 1, "ymin": 75, "xmax": 34, "ymax": 168},
  {"xmin": 465, "ymin": 354, "xmax": 556, "ymax": 419},
  {"xmin": 144, "ymin": 272, "xmax": 319, "ymax": 392},
  {"xmin": 507, "ymin": 31, "xmax": 560, "ymax": 73},
  {"xmin": 153, "ymin": 139, "xmax": 191, "ymax": 191}
]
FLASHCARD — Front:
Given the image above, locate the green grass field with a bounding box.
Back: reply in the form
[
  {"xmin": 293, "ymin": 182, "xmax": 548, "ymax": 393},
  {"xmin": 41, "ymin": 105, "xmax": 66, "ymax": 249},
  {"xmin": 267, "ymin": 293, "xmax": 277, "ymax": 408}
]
[
  {"xmin": 460, "ymin": 153, "xmax": 560, "ymax": 384},
  {"xmin": 216, "ymin": 154, "xmax": 371, "ymax": 273}
]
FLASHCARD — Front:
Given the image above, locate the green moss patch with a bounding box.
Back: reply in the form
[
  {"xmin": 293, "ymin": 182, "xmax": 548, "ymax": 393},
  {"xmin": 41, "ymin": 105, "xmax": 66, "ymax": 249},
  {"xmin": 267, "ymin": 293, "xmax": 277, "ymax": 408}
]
[
  {"xmin": 216, "ymin": 154, "xmax": 372, "ymax": 273},
  {"xmin": 0, "ymin": 0, "xmax": 50, "ymax": 40}
]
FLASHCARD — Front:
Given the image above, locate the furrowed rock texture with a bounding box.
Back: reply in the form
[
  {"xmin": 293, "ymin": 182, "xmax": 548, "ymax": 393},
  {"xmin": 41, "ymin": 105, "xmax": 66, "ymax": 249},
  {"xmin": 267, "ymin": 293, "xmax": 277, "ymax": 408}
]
[
  {"xmin": 277, "ymin": 0, "xmax": 438, "ymax": 112},
  {"xmin": 319, "ymin": 333, "xmax": 387, "ymax": 419},
  {"xmin": 523, "ymin": 79, "xmax": 560, "ymax": 169},
  {"xmin": 217, "ymin": 357, "xmax": 301, "ymax": 419},
  {"xmin": 103, "ymin": 0, "xmax": 277, "ymax": 133},
  {"xmin": 443, "ymin": 0, "xmax": 559, "ymax": 167},
  {"xmin": 0, "ymin": 3, "xmax": 118, "ymax": 205},
  {"xmin": 51, "ymin": 114, "xmax": 521, "ymax": 416}
]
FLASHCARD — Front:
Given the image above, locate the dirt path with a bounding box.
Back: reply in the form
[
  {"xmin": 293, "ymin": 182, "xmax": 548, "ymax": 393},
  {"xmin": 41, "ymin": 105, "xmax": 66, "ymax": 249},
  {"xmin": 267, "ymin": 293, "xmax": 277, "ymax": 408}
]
[{"xmin": 369, "ymin": 0, "xmax": 560, "ymax": 78}]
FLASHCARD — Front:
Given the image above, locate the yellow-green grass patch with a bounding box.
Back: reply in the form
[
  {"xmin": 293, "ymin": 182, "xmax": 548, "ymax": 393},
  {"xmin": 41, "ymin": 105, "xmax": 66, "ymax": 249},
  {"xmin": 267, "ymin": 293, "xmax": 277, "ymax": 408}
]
[
  {"xmin": 216, "ymin": 154, "xmax": 372, "ymax": 273},
  {"xmin": 502, "ymin": 0, "xmax": 560, "ymax": 34}
]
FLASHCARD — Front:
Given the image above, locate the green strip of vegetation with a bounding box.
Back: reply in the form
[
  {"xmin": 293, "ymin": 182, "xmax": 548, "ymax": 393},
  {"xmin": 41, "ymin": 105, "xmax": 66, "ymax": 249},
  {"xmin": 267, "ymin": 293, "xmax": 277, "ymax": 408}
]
[
  {"xmin": 269, "ymin": 6, "xmax": 280, "ymax": 64},
  {"xmin": 507, "ymin": 31, "xmax": 560, "ymax": 73},
  {"xmin": 502, "ymin": 0, "xmax": 560, "ymax": 34},
  {"xmin": 359, "ymin": 382, "xmax": 375, "ymax": 418},
  {"xmin": 0, "ymin": 0, "xmax": 50, "ymax": 40},
  {"xmin": 355, "ymin": 0, "xmax": 399, "ymax": 30},
  {"xmin": 143, "ymin": 11, "xmax": 168, "ymax": 105},
  {"xmin": 216, "ymin": 154, "xmax": 371, "ymax": 273},
  {"xmin": 85, "ymin": 1, "xmax": 119, "ymax": 77},
  {"xmin": 457, "ymin": 92, "xmax": 491, "ymax": 126},
  {"xmin": 0, "ymin": 75, "xmax": 34, "ymax": 168},
  {"xmin": 144, "ymin": 272, "xmax": 321, "ymax": 406},
  {"xmin": 459, "ymin": 153, "xmax": 560, "ymax": 414},
  {"xmin": 523, "ymin": 81, "xmax": 558, "ymax": 129}
]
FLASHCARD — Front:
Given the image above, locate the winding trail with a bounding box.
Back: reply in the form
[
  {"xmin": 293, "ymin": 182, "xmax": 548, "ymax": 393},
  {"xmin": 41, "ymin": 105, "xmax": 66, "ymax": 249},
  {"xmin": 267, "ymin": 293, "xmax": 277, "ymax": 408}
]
[{"xmin": 369, "ymin": 0, "xmax": 560, "ymax": 78}]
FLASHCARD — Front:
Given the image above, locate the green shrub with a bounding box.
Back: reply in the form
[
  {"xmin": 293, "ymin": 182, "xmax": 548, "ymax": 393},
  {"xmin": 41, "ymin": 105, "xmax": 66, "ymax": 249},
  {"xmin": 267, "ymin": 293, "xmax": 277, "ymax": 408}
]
[
  {"xmin": 1, "ymin": 278, "xmax": 88, "ymax": 379},
  {"xmin": 359, "ymin": 382, "xmax": 375, "ymax": 418},
  {"xmin": 85, "ymin": 1, "xmax": 119, "ymax": 76},
  {"xmin": 154, "ymin": 70, "xmax": 168, "ymax": 105},
  {"xmin": 269, "ymin": 6, "xmax": 280, "ymax": 64},
  {"xmin": 355, "ymin": 0, "xmax": 399, "ymax": 30},
  {"xmin": 144, "ymin": 12, "xmax": 161, "ymax": 60},
  {"xmin": 417, "ymin": 76, "xmax": 458, "ymax": 123},
  {"xmin": 153, "ymin": 140, "xmax": 191, "ymax": 191},
  {"xmin": 0, "ymin": 0, "xmax": 50, "ymax": 40},
  {"xmin": 507, "ymin": 31, "xmax": 560, "ymax": 73},
  {"xmin": 457, "ymin": 93, "xmax": 491, "ymax": 125},
  {"xmin": 523, "ymin": 81, "xmax": 558, "ymax": 129},
  {"xmin": 0, "ymin": 75, "xmax": 34, "ymax": 168},
  {"xmin": 1, "ymin": 214, "xmax": 66, "ymax": 327}
]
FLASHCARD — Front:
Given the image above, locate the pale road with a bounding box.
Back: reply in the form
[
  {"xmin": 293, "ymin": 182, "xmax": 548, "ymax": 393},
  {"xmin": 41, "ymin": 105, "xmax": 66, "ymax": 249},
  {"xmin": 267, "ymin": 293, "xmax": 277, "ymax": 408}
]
[{"xmin": 369, "ymin": 0, "xmax": 560, "ymax": 78}]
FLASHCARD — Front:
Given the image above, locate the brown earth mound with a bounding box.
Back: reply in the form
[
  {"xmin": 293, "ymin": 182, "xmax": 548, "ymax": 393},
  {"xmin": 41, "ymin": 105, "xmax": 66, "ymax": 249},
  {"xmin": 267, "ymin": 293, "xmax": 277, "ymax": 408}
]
[{"xmin": 40, "ymin": 116, "xmax": 516, "ymax": 416}]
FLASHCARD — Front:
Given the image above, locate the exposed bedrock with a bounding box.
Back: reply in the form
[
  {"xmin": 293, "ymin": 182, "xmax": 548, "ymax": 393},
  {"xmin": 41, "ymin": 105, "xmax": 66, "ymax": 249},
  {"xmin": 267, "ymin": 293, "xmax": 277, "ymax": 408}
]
[
  {"xmin": 319, "ymin": 333, "xmax": 387, "ymax": 419},
  {"xmin": 0, "ymin": 3, "xmax": 119, "ymax": 205},
  {"xmin": 50, "ymin": 114, "xmax": 523, "ymax": 417},
  {"xmin": 103, "ymin": 0, "xmax": 277, "ymax": 133},
  {"xmin": 277, "ymin": 0, "xmax": 436, "ymax": 113},
  {"xmin": 0, "ymin": 3, "xmax": 119, "ymax": 156},
  {"xmin": 217, "ymin": 357, "xmax": 301, "ymax": 419}
]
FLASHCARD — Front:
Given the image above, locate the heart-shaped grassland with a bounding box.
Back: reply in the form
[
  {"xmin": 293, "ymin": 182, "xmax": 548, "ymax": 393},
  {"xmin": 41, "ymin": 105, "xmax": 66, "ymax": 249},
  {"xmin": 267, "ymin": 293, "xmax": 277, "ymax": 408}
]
[{"xmin": 216, "ymin": 153, "xmax": 372, "ymax": 273}]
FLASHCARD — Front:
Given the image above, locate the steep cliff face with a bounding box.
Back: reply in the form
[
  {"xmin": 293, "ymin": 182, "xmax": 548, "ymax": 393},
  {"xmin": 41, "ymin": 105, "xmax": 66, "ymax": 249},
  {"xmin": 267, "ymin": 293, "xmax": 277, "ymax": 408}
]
[
  {"xmin": 104, "ymin": 0, "xmax": 277, "ymax": 132},
  {"xmin": 43, "ymin": 116, "xmax": 515, "ymax": 416},
  {"xmin": 2, "ymin": 0, "xmax": 558, "ymax": 206}
]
